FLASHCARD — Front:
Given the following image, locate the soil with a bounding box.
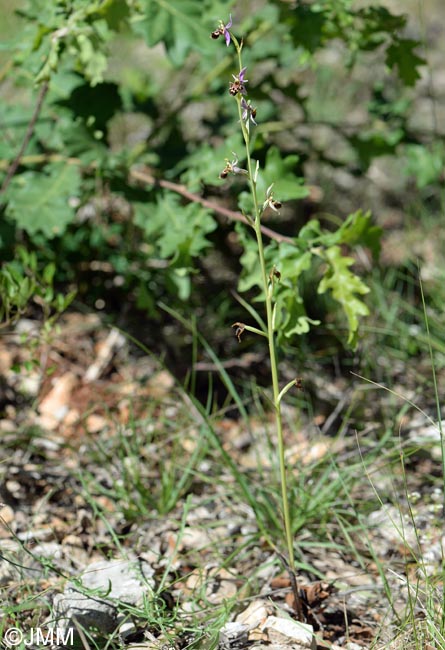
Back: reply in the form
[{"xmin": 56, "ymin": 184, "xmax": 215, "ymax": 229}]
[{"xmin": 1, "ymin": 312, "xmax": 443, "ymax": 649}]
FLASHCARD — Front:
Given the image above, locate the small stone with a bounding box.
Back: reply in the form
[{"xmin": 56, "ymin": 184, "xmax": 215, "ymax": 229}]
[
  {"xmin": 219, "ymin": 621, "xmax": 249, "ymax": 646},
  {"xmin": 119, "ymin": 621, "xmax": 137, "ymax": 641},
  {"xmin": 0, "ymin": 505, "xmax": 15, "ymax": 525},
  {"xmin": 236, "ymin": 599, "xmax": 272, "ymax": 628},
  {"xmin": 86, "ymin": 414, "xmax": 108, "ymax": 433},
  {"xmin": 262, "ymin": 615, "xmax": 316, "ymax": 649}
]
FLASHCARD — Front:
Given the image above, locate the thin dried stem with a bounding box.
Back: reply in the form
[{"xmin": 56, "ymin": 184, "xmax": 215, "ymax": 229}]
[{"xmin": 0, "ymin": 81, "xmax": 49, "ymax": 195}]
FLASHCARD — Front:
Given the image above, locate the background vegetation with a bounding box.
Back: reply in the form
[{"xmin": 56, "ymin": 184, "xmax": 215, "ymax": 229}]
[{"xmin": 2, "ymin": 0, "xmax": 443, "ymax": 383}]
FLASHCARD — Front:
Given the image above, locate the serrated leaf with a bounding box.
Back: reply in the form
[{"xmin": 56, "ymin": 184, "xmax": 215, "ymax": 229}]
[
  {"xmin": 318, "ymin": 245, "xmax": 369, "ymax": 345},
  {"xmin": 4, "ymin": 164, "xmax": 80, "ymax": 238},
  {"xmin": 283, "ymin": 4, "xmax": 326, "ymax": 54},
  {"xmin": 140, "ymin": 0, "xmax": 214, "ymax": 65},
  {"xmin": 257, "ymin": 146, "xmax": 308, "ymax": 203},
  {"xmin": 273, "ymin": 247, "xmax": 319, "ymax": 338},
  {"xmin": 237, "ymin": 230, "xmax": 319, "ymax": 339},
  {"xmin": 297, "ymin": 219, "xmax": 322, "ymax": 242},
  {"xmin": 275, "ymin": 288, "xmax": 320, "ymax": 337},
  {"xmin": 142, "ymin": 1, "xmax": 171, "ymax": 47},
  {"xmin": 237, "ymin": 226, "xmax": 271, "ymax": 296},
  {"xmin": 0, "ymin": 104, "xmax": 41, "ymax": 160},
  {"xmin": 135, "ymin": 193, "xmax": 217, "ymax": 264},
  {"xmin": 319, "ymin": 210, "xmax": 382, "ymax": 259},
  {"xmin": 356, "ymin": 6, "xmax": 406, "ymax": 51},
  {"xmin": 177, "ymin": 133, "xmax": 244, "ymax": 191},
  {"xmin": 386, "ymin": 38, "xmax": 425, "ymax": 87}
]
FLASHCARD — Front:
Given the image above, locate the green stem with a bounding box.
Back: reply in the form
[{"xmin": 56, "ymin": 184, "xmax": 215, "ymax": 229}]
[{"xmin": 232, "ymin": 36, "xmax": 295, "ymax": 572}]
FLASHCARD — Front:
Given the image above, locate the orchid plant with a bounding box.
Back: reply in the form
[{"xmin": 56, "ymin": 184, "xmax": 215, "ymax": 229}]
[{"xmin": 212, "ymin": 14, "xmax": 304, "ymax": 617}]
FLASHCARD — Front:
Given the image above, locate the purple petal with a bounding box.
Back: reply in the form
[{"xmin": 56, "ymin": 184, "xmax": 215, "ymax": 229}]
[
  {"xmin": 238, "ymin": 67, "xmax": 247, "ymax": 82},
  {"xmin": 224, "ymin": 14, "xmax": 232, "ymax": 45}
]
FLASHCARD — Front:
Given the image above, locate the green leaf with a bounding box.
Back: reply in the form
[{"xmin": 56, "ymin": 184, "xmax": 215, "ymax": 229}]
[
  {"xmin": 349, "ymin": 128, "xmax": 404, "ymax": 170},
  {"xmin": 318, "ymin": 210, "xmax": 382, "ymax": 259},
  {"xmin": 257, "ymin": 146, "xmax": 309, "ymax": 203},
  {"xmin": 237, "ymin": 229, "xmax": 320, "ymax": 339},
  {"xmin": 386, "ymin": 38, "xmax": 426, "ymax": 87},
  {"xmin": 91, "ymin": 0, "xmax": 131, "ymax": 30},
  {"xmin": 237, "ymin": 226, "xmax": 270, "ymax": 296},
  {"xmin": 76, "ymin": 33, "xmax": 109, "ymax": 86},
  {"xmin": 4, "ymin": 164, "xmax": 80, "ymax": 238},
  {"xmin": 356, "ymin": 6, "xmax": 406, "ymax": 51},
  {"xmin": 169, "ymin": 268, "xmax": 192, "ymax": 301},
  {"xmin": 42, "ymin": 262, "xmax": 56, "ymax": 285},
  {"xmin": 140, "ymin": 0, "xmax": 218, "ymax": 66},
  {"xmin": 135, "ymin": 193, "xmax": 217, "ymax": 265},
  {"xmin": 177, "ymin": 133, "xmax": 244, "ymax": 191},
  {"xmin": 318, "ymin": 245, "xmax": 369, "ymax": 345},
  {"xmin": 404, "ymin": 143, "xmax": 445, "ymax": 188},
  {"xmin": 273, "ymin": 247, "xmax": 319, "ymax": 339},
  {"xmin": 275, "ymin": 288, "xmax": 320, "ymax": 338}
]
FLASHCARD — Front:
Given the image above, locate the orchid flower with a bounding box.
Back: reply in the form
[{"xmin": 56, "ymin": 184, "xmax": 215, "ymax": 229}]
[
  {"xmin": 219, "ymin": 153, "xmax": 248, "ymax": 179},
  {"xmin": 211, "ymin": 15, "xmax": 232, "ymax": 46},
  {"xmin": 229, "ymin": 67, "xmax": 248, "ymax": 96},
  {"xmin": 241, "ymin": 97, "xmax": 257, "ymax": 125}
]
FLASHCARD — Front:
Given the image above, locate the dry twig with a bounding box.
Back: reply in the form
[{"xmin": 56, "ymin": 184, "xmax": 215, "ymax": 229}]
[{"xmin": 0, "ymin": 81, "xmax": 50, "ymax": 195}]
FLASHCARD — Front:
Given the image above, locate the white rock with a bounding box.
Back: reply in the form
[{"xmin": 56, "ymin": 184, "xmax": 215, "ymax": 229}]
[
  {"xmin": 53, "ymin": 558, "xmax": 155, "ymax": 635},
  {"xmin": 236, "ymin": 599, "xmax": 272, "ymax": 628},
  {"xmin": 262, "ymin": 615, "xmax": 316, "ymax": 649},
  {"xmin": 219, "ymin": 621, "xmax": 249, "ymax": 646},
  {"xmin": 119, "ymin": 620, "xmax": 137, "ymax": 641}
]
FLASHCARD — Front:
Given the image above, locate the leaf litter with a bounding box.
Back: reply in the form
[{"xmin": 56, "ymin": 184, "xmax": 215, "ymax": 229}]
[{"xmin": 0, "ymin": 312, "xmax": 444, "ymax": 649}]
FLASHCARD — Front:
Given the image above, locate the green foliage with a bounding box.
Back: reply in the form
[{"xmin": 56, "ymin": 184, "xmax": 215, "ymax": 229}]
[
  {"xmin": 0, "ymin": 247, "xmax": 75, "ymax": 327},
  {"xmin": 386, "ymin": 38, "xmax": 426, "ymax": 87},
  {"xmin": 17, "ymin": 0, "xmax": 132, "ymax": 85},
  {"xmin": 85, "ymin": 412, "xmax": 209, "ymax": 518},
  {"xmin": 318, "ymin": 245, "xmax": 369, "ymax": 346},
  {"xmin": 135, "ymin": 193, "xmax": 217, "ymax": 300},
  {"xmin": 404, "ymin": 143, "xmax": 445, "ymax": 189},
  {"xmin": 277, "ymin": 0, "xmax": 425, "ymax": 83},
  {"xmin": 4, "ymin": 163, "xmax": 81, "ymax": 238},
  {"xmin": 0, "ymin": 0, "xmax": 425, "ymax": 345},
  {"xmin": 139, "ymin": 194, "xmax": 217, "ymax": 262},
  {"xmin": 238, "ymin": 209, "xmax": 378, "ymax": 346},
  {"xmin": 314, "ymin": 210, "xmax": 382, "ymax": 258},
  {"xmin": 257, "ymin": 147, "xmax": 309, "ymax": 203},
  {"xmin": 139, "ymin": 0, "xmax": 230, "ymax": 66},
  {"xmin": 177, "ymin": 133, "xmax": 244, "ymax": 190}
]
